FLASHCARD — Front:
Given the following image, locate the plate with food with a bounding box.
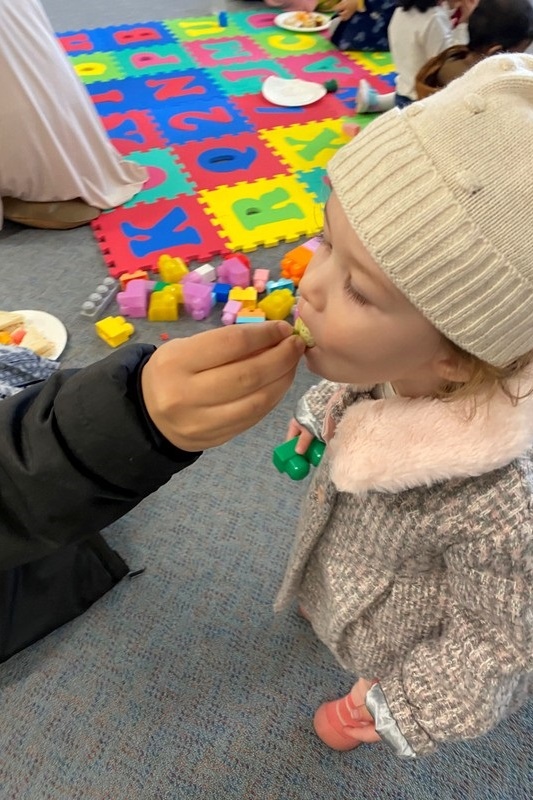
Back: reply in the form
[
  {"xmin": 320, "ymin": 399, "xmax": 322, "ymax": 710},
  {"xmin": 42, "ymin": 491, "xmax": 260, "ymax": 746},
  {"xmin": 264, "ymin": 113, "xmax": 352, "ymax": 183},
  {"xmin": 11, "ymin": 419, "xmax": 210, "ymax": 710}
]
[
  {"xmin": 274, "ymin": 11, "xmax": 332, "ymax": 33},
  {"xmin": 0, "ymin": 309, "xmax": 67, "ymax": 360}
]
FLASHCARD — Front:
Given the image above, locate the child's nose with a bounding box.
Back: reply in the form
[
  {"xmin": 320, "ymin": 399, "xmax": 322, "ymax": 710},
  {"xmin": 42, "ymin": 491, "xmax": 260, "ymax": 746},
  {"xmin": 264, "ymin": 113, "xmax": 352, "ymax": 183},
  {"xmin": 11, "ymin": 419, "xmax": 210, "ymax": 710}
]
[{"xmin": 299, "ymin": 258, "xmax": 326, "ymax": 312}]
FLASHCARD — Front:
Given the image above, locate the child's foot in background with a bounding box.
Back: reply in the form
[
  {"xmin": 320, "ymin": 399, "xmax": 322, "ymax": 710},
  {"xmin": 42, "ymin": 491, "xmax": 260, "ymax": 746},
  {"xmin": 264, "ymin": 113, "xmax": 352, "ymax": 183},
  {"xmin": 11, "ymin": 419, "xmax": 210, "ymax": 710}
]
[{"xmin": 356, "ymin": 80, "xmax": 396, "ymax": 114}]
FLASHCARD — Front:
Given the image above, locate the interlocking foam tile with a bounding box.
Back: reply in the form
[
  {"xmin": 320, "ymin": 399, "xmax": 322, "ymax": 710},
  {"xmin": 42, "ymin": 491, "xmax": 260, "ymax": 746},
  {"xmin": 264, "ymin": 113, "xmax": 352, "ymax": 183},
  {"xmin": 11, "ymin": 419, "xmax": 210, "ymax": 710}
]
[
  {"xmin": 164, "ymin": 16, "xmax": 247, "ymax": 42},
  {"xmin": 113, "ymin": 43, "xmax": 198, "ymax": 77},
  {"xmin": 93, "ymin": 196, "xmax": 229, "ymax": 276},
  {"xmin": 259, "ymin": 120, "xmax": 350, "ymax": 172},
  {"xmin": 70, "ymin": 51, "xmax": 125, "ymax": 83},
  {"xmin": 198, "ymin": 176, "xmax": 324, "ymax": 251},
  {"xmin": 101, "ymin": 110, "xmax": 168, "ymax": 155},
  {"xmin": 174, "ymin": 133, "xmax": 290, "ymax": 191},
  {"xmin": 63, "ymin": 14, "xmax": 397, "ymax": 272},
  {"xmin": 183, "ymin": 36, "xmax": 271, "ymax": 68},
  {"xmin": 122, "ymin": 148, "xmax": 196, "ymax": 206}
]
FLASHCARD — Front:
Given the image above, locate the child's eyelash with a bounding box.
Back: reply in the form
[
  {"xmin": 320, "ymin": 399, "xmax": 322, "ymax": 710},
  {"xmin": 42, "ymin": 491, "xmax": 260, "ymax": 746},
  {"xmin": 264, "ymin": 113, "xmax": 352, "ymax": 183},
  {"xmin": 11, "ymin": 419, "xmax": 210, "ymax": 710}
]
[{"xmin": 343, "ymin": 276, "xmax": 367, "ymax": 305}]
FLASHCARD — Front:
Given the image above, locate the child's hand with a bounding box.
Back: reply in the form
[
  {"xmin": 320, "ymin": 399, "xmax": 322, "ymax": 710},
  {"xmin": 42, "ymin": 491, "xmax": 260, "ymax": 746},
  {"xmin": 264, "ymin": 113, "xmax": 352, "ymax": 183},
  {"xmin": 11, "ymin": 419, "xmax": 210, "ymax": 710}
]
[
  {"xmin": 141, "ymin": 322, "xmax": 306, "ymax": 451},
  {"xmin": 286, "ymin": 418, "xmax": 316, "ymax": 454},
  {"xmin": 333, "ymin": 0, "xmax": 366, "ymax": 21},
  {"xmin": 454, "ymin": 0, "xmax": 480, "ymax": 23},
  {"xmin": 341, "ymin": 677, "xmax": 381, "ymax": 745}
]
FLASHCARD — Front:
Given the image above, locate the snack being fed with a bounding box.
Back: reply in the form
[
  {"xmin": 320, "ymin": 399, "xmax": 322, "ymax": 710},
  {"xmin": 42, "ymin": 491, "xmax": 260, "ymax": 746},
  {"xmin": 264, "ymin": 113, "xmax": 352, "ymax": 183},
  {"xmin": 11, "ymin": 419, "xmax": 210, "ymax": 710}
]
[{"xmin": 294, "ymin": 317, "xmax": 315, "ymax": 348}]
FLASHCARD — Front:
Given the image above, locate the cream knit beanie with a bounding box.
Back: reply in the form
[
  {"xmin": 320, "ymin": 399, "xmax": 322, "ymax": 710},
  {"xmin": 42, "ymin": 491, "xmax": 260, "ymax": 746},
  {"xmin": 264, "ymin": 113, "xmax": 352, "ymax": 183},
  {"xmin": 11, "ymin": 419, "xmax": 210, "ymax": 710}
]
[{"xmin": 328, "ymin": 53, "xmax": 533, "ymax": 367}]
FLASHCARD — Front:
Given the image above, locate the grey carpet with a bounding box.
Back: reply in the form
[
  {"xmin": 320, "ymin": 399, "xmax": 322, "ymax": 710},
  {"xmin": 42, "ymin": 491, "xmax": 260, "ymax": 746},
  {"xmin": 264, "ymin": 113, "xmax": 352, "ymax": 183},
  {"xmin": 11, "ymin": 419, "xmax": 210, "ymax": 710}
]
[{"xmin": 0, "ymin": 2, "xmax": 531, "ymax": 797}]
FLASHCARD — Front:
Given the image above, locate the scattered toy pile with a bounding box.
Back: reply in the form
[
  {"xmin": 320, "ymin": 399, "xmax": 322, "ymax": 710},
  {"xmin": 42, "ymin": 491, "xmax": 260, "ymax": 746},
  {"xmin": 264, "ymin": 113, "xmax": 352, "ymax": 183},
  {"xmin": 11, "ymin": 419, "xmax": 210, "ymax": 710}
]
[{"xmin": 87, "ymin": 238, "xmax": 320, "ymax": 348}]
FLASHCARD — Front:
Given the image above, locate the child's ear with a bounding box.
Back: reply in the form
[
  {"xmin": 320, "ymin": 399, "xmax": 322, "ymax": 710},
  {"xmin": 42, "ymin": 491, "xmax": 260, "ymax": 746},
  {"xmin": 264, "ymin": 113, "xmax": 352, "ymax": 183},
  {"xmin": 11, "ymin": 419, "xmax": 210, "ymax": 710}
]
[
  {"xmin": 433, "ymin": 349, "xmax": 473, "ymax": 385},
  {"xmin": 486, "ymin": 45, "xmax": 503, "ymax": 56}
]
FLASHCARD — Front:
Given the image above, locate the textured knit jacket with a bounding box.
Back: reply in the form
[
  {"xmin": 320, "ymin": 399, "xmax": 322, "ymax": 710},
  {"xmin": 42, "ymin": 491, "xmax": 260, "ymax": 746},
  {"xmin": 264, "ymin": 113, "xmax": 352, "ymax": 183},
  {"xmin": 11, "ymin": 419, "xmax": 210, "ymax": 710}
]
[{"xmin": 275, "ymin": 380, "xmax": 533, "ymax": 756}]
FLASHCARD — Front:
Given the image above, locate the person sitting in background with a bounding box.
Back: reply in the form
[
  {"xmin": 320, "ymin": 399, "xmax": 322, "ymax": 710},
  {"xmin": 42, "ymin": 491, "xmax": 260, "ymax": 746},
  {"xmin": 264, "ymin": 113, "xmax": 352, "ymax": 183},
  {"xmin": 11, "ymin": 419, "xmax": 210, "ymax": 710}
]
[
  {"xmin": 416, "ymin": 0, "xmax": 533, "ymax": 97},
  {"xmin": 328, "ymin": 0, "xmax": 396, "ymax": 52},
  {"xmin": 0, "ymin": 0, "xmax": 146, "ymax": 230},
  {"xmin": 356, "ymin": 0, "xmax": 478, "ymax": 112}
]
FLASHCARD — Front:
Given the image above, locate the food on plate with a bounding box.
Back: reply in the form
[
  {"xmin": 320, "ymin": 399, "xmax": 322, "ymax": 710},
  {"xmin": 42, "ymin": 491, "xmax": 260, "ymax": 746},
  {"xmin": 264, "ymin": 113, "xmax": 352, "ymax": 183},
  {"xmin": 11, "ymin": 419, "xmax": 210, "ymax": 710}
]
[
  {"xmin": 284, "ymin": 11, "xmax": 329, "ymax": 29},
  {"xmin": 0, "ymin": 311, "xmax": 55, "ymax": 357}
]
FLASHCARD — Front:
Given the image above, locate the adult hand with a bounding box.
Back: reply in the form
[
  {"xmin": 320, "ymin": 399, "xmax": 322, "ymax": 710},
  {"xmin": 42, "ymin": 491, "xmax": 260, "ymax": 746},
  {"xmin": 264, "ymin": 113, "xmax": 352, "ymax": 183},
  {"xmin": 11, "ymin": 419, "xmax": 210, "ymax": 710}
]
[
  {"xmin": 455, "ymin": 0, "xmax": 480, "ymax": 23},
  {"xmin": 141, "ymin": 321, "xmax": 306, "ymax": 451},
  {"xmin": 342, "ymin": 677, "xmax": 381, "ymax": 745},
  {"xmin": 333, "ymin": 0, "xmax": 365, "ymax": 22}
]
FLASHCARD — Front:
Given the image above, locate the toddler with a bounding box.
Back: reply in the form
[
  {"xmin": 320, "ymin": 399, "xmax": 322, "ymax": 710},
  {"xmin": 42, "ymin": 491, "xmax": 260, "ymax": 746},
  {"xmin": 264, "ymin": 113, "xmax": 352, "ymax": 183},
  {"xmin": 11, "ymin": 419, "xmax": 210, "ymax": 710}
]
[
  {"xmin": 357, "ymin": 0, "xmax": 477, "ymax": 112},
  {"xmin": 276, "ymin": 54, "xmax": 533, "ymax": 756},
  {"xmin": 416, "ymin": 0, "xmax": 533, "ymax": 97}
]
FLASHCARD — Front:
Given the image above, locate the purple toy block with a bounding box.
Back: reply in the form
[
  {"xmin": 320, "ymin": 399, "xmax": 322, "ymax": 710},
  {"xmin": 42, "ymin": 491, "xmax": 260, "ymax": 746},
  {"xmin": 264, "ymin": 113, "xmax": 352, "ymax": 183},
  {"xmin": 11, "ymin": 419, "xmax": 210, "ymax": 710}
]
[
  {"xmin": 117, "ymin": 278, "xmax": 152, "ymax": 318},
  {"xmin": 183, "ymin": 281, "xmax": 214, "ymax": 320},
  {"xmin": 216, "ymin": 257, "xmax": 250, "ymax": 288},
  {"xmin": 304, "ymin": 236, "xmax": 322, "ymax": 253},
  {"xmin": 181, "ymin": 271, "xmax": 203, "ymax": 285},
  {"xmin": 221, "ymin": 299, "xmax": 243, "ymax": 325}
]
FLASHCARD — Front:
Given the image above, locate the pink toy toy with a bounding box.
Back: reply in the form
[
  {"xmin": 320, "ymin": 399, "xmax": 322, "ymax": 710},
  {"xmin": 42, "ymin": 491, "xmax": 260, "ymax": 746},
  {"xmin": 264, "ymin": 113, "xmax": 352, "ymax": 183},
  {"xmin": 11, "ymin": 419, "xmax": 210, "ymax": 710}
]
[
  {"xmin": 221, "ymin": 299, "xmax": 243, "ymax": 325},
  {"xmin": 117, "ymin": 279, "xmax": 152, "ymax": 318},
  {"xmin": 216, "ymin": 256, "xmax": 250, "ymax": 288},
  {"xmin": 253, "ymin": 268, "xmax": 270, "ymax": 293},
  {"xmin": 183, "ymin": 282, "xmax": 214, "ymax": 321}
]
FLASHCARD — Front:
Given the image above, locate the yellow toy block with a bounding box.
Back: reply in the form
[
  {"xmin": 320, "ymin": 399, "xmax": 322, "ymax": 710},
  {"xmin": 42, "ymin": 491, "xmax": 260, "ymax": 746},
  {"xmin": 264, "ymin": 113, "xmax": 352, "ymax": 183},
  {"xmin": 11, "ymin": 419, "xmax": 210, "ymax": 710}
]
[
  {"xmin": 162, "ymin": 283, "xmax": 184, "ymax": 304},
  {"xmin": 228, "ymin": 286, "xmax": 257, "ymax": 309},
  {"xmin": 95, "ymin": 316, "xmax": 135, "ymax": 348},
  {"xmin": 258, "ymin": 289, "xmax": 295, "ymax": 321},
  {"xmin": 157, "ymin": 254, "xmax": 189, "ymax": 284},
  {"xmin": 148, "ymin": 291, "xmax": 178, "ymax": 322}
]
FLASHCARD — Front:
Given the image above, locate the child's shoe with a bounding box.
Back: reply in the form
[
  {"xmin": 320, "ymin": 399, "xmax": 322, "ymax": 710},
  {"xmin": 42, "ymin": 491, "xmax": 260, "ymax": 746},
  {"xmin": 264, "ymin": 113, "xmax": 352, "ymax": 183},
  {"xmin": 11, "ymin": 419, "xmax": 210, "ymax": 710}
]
[
  {"xmin": 313, "ymin": 689, "xmax": 371, "ymax": 750},
  {"xmin": 355, "ymin": 79, "xmax": 379, "ymax": 114}
]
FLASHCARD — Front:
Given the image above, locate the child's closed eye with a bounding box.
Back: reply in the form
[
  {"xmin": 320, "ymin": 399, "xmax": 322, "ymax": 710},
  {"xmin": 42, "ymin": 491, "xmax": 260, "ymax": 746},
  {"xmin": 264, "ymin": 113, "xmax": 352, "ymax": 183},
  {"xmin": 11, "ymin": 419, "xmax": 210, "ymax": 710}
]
[{"xmin": 343, "ymin": 276, "xmax": 367, "ymax": 305}]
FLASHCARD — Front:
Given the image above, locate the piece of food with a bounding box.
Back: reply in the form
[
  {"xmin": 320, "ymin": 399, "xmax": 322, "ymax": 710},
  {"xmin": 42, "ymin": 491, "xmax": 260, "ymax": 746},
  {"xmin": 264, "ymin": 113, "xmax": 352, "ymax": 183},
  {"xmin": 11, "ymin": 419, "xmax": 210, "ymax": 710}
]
[
  {"xmin": 0, "ymin": 310, "xmax": 25, "ymax": 332},
  {"xmin": 286, "ymin": 12, "xmax": 328, "ymax": 29},
  {"xmin": 293, "ymin": 317, "xmax": 315, "ymax": 347},
  {"xmin": 17, "ymin": 324, "xmax": 55, "ymax": 358}
]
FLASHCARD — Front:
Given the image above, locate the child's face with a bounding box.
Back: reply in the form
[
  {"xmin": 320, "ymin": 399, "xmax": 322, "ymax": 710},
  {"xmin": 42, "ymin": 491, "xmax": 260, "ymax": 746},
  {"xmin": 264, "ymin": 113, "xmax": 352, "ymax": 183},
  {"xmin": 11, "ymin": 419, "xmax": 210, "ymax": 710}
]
[{"xmin": 298, "ymin": 192, "xmax": 451, "ymax": 396}]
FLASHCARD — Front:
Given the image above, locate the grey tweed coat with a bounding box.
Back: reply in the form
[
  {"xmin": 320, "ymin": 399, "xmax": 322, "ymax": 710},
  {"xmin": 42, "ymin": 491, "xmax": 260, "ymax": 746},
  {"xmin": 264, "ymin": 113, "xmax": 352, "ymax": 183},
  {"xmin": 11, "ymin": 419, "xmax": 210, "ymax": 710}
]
[{"xmin": 276, "ymin": 380, "xmax": 533, "ymax": 755}]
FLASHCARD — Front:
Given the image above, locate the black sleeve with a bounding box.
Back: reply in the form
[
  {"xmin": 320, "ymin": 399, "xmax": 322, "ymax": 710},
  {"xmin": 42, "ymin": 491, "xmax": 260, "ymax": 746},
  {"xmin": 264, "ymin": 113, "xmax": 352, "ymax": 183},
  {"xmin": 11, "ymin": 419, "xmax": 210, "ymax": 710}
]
[{"xmin": 0, "ymin": 343, "xmax": 201, "ymax": 570}]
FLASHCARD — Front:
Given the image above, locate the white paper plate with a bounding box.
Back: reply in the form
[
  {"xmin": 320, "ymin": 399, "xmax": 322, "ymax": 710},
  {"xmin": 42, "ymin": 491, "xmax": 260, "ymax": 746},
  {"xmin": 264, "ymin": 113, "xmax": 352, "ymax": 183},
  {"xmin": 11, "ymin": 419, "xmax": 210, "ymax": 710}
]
[
  {"xmin": 262, "ymin": 75, "xmax": 327, "ymax": 107},
  {"xmin": 14, "ymin": 310, "xmax": 68, "ymax": 360},
  {"xmin": 274, "ymin": 11, "xmax": 332, "ymax": 33}
]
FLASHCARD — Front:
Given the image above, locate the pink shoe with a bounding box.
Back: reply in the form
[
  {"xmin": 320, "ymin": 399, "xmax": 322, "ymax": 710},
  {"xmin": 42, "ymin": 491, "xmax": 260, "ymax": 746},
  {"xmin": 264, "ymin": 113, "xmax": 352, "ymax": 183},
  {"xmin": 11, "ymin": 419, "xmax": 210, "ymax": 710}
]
[{"xmin": 313, "ymin": 690, "xmax": 370, "ymax": 751}]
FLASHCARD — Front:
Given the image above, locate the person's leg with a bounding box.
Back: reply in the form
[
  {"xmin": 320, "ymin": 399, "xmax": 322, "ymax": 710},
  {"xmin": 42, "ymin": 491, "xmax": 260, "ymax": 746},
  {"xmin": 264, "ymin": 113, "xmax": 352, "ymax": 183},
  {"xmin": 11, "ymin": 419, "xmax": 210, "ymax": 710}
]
[
  {"xmin": 0, "ymin": 0, "xmax": 147, "ymax": 229},
  {"xmin": 356, "ymin": 79, "xmax": 396, "ymax": 114}
]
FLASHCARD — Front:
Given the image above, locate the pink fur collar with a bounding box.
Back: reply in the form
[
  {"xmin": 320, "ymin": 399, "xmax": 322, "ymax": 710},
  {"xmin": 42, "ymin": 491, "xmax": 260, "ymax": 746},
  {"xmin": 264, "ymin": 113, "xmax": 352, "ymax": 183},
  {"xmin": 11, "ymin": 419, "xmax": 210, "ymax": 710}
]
[{"xmin": 328, "ymin": 384, "xmax": 533, "ymax": 494}]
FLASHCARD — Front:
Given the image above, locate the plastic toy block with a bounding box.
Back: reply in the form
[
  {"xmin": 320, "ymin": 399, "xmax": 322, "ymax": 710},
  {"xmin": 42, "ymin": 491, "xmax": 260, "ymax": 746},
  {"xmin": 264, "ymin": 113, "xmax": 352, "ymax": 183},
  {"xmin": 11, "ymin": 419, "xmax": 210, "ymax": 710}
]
[
  {"xmin": 236, "ymin": 309, "xmax": 266, "ymax": 324},
  {"xmin": 163, "ymin": 283, "xmax": 184, "ymax": 304},
  {"xmin": 148, "ymin": 291, "xmax": 178, "ymax": 321},
  {"xmin": 193, "ymin": 263, "xmax": 216, "ymax": 283},
  {"xmin": 266, "ymin": 278, "xmax": 295, "ymax": 295},
  {"xmin": 216, "ymin": 257, "xmax": 250, "ymax": 288},
  {"xmin": 213, "ymin": 282, "xmax": 231, "ymax": 303},
  {"xmin": 81, "ymin": 277, "xmax": 119, "ymax": 318},
  {"xmin": 181, "ymin": 271, "xmax": 203, "ymax": 285},
  {"xmin": 253, "ymin": 268, "xmax": 270, "ymax": 292},
  {"xmin": 153, "ymin": 280, "xmax": 171, "ymax": 292},
  {"xmin": 257, "ymin": 289, "xmax": 295, "ymax": 321},
  {"xmin": 281, "ymin": 242, "xmax": 318, "ymax": 285},
  {"xmin": 231, "ymin": 252, "xmax": 250, "ymax": 270},
  {"xmin": 273, "ymin": 436, "xmax": 326, "ymax": 481},
  {"xmin": 157, "ymin": 254, "xmax": 188, "ymax": 283},
  {"xmin": 183, "ymin": 282, "xmax": 214, "ymax": 320},
  {"xmin": 221, "ymin": 299, "xmax": 242, "ymax": 325},
  {"xmin": 217, "ymin": 11, "xmax": 228, "ymax": 27},
  {"xmin": 119, "ymin": 269, "xmax": 148, "ymax": 289},
  {"xmin": 95, "ymin": 316, "xmax": 135, "ymax": 348},
  {"xmin": 117, "ymin": 278, "xmax": 152, "ymax": 318},
  {"xmin": 228, "ymin": 286, "xmax": 257, "ymax": 309}
]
